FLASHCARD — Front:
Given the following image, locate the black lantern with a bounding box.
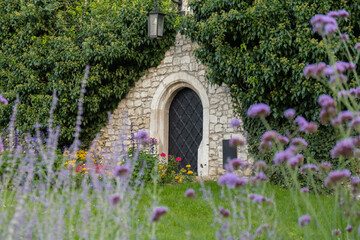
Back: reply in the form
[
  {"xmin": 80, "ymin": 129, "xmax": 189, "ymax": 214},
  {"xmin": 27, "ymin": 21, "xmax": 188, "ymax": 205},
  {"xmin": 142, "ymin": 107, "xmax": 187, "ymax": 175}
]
[{"xmin": 148, "ymin": 12, "xmax": 165, "ymax": 39}]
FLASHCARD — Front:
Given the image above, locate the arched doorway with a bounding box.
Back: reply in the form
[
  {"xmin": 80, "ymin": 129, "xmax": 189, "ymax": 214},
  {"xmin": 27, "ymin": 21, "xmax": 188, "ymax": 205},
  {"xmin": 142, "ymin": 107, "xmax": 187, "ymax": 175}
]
[{"xmin": 168, "ymin": 88, "xmax": 203, "ymax": 173}]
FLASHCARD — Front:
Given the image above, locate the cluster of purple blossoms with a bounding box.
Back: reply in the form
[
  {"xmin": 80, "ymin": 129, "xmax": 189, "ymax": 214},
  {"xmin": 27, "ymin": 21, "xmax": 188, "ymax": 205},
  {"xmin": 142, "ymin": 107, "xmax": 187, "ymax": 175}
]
[
  {"xmin": 0, "ymin": 94, "xmax": 8, "ymax": 105},
  {"xmin": 284, "ymin": 108, "xmax": 296, "ymax": 119},
  {"xmin": 185, "ymin": 188, "xmax": 196, "ymax": 198},
  {"xmin": 288, "ymin": 154, "xmax": 304, "ymax": 169},
  {"xmin": 350, "ymin": 177, "xmax": 360, "ymax": 195},
  {"xmin": 329, "ymin": 74, "xmax": 348, "ymax": 84},
  {"xmin": 247, "ymin": 103, "xmax": 270, "ymax": 118},
  {"xmin": 229, "ymin": 118, "xmax": 241, "ymax": 127},
  {"xmin": 349, "ymin": 117, "xmax": 360, "ymax": 131},
  {"xmin": 229, "ymin": 136, "xmax": 246, "ymax": 147},
  {"xmin": 331, "ymin": 111, "xmax": 354, "ymax": 126},
  {"xmin": 259, "ymin": 131, "xmax": 289, "ymax": 152},
  {"xmin": 311, "ymin": 10, "xmax": 349, "ymax": 36},
  {"xmin": 273, "ymin": 148, "xmax": 293, "ymax": 165},
  {"xmin": 300, "ymin": 164, "xmax": 318, "ymax": 173},
  {"xmin": 218, "ymin": 173, "xmax": 248, "ymax": 188},
  {"xmin": 318, "ymin": 94, "xmax": 337, "ymax": 123},
  {"xmin": 228, "ymin": 158, "xmax": 249, "ymax": 170},
  {"xmin": 219, "ymin": 207, "xmax": 230, "ymax": 218},
  {"xmin": 113, "ymin": 166, "xmax": 130, "ymax": 178},
  {"xmin": 290, "ymin": 137, "xmax": 308, "ymax": 149},
  {"xmin": 327, "ymin": 10, "xmax": 350, "ymax": 18},
  {"xmin": 355, "ymin": 43, "xmax": 360, "ymax": 51},
  {"xmin": 298, "ymin": 214, "xmax": 311, "ymax": 227},
  {"xmin": 294, "ymin": 116, "xmax": 318, "ymax": 134},
  {"xmin": 109, "ymin": 194, "xmax": 121, "ymax": 207},
  {"xmin": 250, "ymin": 172, "xmax": 267, "ymax": 186},
  {"xmin": 150, "ymin": 207, "xmax": 168, "ymax": 222},
  {"xmin": 331, "ymin": 138, "xmax": 354, "ymax": 158},
  {"xmin": 254, "ymin": 160, "xmax": 267, "ymax": 172},
  {"xmin": 300, "ymin": 187, "xmax": 309, "ymax": 193},
  {"xmin": 134, "ymin": 130, "xmax": 150, "ymax": 143},
  {"xmin": 248, "ymin": 194, "xmax": 273, "ymax": 204},
  {"xmin": 318, "ymin": 162, "xmax": 332, "ymax": 171},
  {"xmin": 324, "ymin": 169, "xmax": 351, "ymax": 187},
  {"xmin": 340, "ymin": 33, "xmax": 349, "ymax": 42},
  {"xmin": 303, "ymin": 62, "xmax": 327, "ymax": 78}
]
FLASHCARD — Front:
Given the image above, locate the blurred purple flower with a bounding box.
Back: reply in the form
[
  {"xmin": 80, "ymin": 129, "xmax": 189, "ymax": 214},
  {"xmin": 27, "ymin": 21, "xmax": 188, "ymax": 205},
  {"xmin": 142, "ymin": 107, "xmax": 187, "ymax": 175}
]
[
  {"xmin": 218, "ymin": 173, "xmax": 247, "ymax": 188},
  {"xmin": 304, "ymin": 122, "xmax": 318, "ymax": 134},
  {"xmin": 338, "ymin": 90, "xmax": 349, "ymax": 98},
  {"xmin": 340, "ymin": 33, "xmax": 349, "ymax": 41},
  {"xmin": 284, "ymin": 108, "xmax": 296, "ymax": 119},
  {"xmin": 151, "ymin": 207, "xmax": 168, "ymax": 222},
  {"xmin": 134, "ymin": 130, "xmax": 149, "ymax": 141},
  {"xmin": 229, "ymin": 118, "xmax": 241, "ymax": 127},
  {"xmin": 346, "ymin": 225, "xmax": 353, "ymax": 232},
  {"xmin": 329, "ymin": 74, "xmax": 347, "ymax": 83},
  {"xmin": 230, "ymin": 158, "xmax": 249, "ymax": 170},
  {"xmin": 291, "ymin": 137, "xmax": 308, "ymax": 148},
  {"xmin": 332, "ymin": 229, "xmax": 341, "ymax": 236},
  {"xmin": 298, "ymin": 214, "xmax": 311, "ymax": 227},
  {"xmin": 109, "ymin": 194, "xmax": 121, "ymax": 207},
  {"xmin": 254, "ymin": 160, "xmax": 267, "ymax": 172},
  {"xmin": 303, "ymin": 62, "xmax": 327, "ymax": 78},
  {"xmin": 288, "ymin": 154, "xmax": 304, "ymax": 168},
  {"xmin": 301, "ymin": 187, "xmax": 309, "ymax": 193},
  {"xmin": 324, "ymin": 169, "xmax": 351, "ymax": 187},
  {"xmin": 219, "ymin": 207, "xmax": 230, "ymax": 218},
  {"xmin": 248, "ymin": 194, "xmax": 273, "ymax": 204},
  {"xmin": 318, "ymin": 162, "xmax": 332, "ymax": 171},
  {"xmin": 349, "ymin": 117, "xmax": 360, "ymax": 131},
  {"xmin": 355, "ymin": 43, "xmax": 360, "ymax": 51},
  {"xmin": 295, "ymin": 116, "xmax": 308, "ymax": 131},
  {"xmin": 229, "ymin": 137, "xmax": 246, "ymax": 147},
  {"xmin": 331, "ymin": 138, "xmax": 354, "ymax": 158},
  {"xmin": 327, "ymin": 10, "xmax": 349, "ymax": 18},
  {"xmin": 0, "ymin": 94, "xmax": 8, "ymax": 105},
  {"xmin": 113, "ymin": 166, "xmax": 130, "ymax": 178},
  {"xmin": 255, "ymin": 172, "xmax": 266, "ymax": 181},
  {"xmin": 247, "ymin": 103, "xmax": 270, "ymax": 118},
  {"xmin": 261, "ymin": 130, "xmax": 280, "ymax": 142},
  {"xmin": 274, "ymin": 149, "xmax": 293, "ymax": 165},
  {"xmin": 258, "ymin": 140, "xmax": 272, "ymax": 152},
  {"xmin": 185, "ymin": 189, "xmax": 196, "ymax": 198},
  {"xmin": 300, "ymin": 164, "xmax": 318, "ymax": 173},
  {"xmin": 310, "ymin": 14, "xmax": 338, "ymax": 35}
]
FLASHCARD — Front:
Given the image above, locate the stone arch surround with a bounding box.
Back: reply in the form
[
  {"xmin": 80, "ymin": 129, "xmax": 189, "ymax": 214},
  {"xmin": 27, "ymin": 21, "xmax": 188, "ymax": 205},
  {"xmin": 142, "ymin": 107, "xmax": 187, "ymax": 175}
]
[
  {"xmin": 95, "ymin": 34, "xmax": 252, "ymax": 178},
  {"xmin": 150, "ymin": 72, "xmax": 210, "ymax": 176}
]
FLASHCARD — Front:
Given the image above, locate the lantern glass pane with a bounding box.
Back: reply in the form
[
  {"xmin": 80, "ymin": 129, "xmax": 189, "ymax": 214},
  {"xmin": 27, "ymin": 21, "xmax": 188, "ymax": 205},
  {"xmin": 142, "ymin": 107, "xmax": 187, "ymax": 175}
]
[
  {"xmin": 148, "ymin": 14, "xmax": 158, "ymax": 38},
  {"xmin": 157, "ymin": 14, "xmax": 165, "ymax": 38}
]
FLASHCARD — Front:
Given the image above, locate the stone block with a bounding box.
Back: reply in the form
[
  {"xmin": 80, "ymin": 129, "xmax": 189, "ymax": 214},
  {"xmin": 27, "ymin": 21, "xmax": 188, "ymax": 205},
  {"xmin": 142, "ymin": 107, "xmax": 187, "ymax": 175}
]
[
  {"xmin": 181, "ymin": 56, "xmax": 191, "ymax": 64},
  {"xmin": 164, "ymin": 56, "xmax": 173, "ymax": 64}
]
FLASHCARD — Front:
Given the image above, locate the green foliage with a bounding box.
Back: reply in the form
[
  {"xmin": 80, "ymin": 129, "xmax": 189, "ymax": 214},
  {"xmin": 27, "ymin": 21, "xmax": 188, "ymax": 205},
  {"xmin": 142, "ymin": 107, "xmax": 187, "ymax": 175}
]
[
  {"xmin": 0, "ymin": 0, "xmax": 178, "ymax": 148},
  {"xmin": 128, "ymin": 147, "xmax": 158, "ymax": 184},
  {"xmin": 158, "ymin": 154, "xmax": 196, "ymax": 184},
  {"xmin": 182, "ymin": 0, "xmax": 360, "ymax": 179}
]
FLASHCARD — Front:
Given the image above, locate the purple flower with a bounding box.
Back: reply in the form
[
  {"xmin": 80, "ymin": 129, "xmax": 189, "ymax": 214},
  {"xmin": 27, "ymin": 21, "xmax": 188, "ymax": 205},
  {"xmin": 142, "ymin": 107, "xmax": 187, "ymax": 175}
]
[
  {"xmin": 331, "ymin": 138, "xmax": 354, "ymax": 158},
  {"xmin": 298, "ymin": 214, "xmax": 311, "ymax": 227},
  {"xmin": 288, "ymin": 154, "xmax": 304, "ymax": 168},
  {"xmin": 318, "ymin": 162, "xmax": 332, "ymax": 171},
  {"xmin": 332, "ymin": 229, "xmax": 341, "ymax": 236},
  {"xmin": 318, "ymin": 95, "xmax": 335, "ymax": 109},
  {"xmin": 304, "ymin": 122, "xmax": 318, "ymax": 134},
  {"xmin": 274, "ymin": 149, "xmax": 293, "ymax": 165},
  {"xmin": 134, "ymin": 130, "xmax": 149, "ymax": 141},
  {"xmin": 218, "ymin": 173, "xmax": 247, "ymax": 188},
  {"xmin": 303, "ymin": 62, "xmax": 327, "ymax": 78},
  {"xmin": 278, "ymin": 136, "xmax": 289, "ymax": 144},
  {"xmin": 261, "ymin": 130, "xmax": 280, "ymax": 142},
  {"xmin": 248, "ymin": 194, "xmax": 273, "ymax": 204},
  {"xmin": 310, "ymin": 14, "xmax": 338, "ymax": 35},
  {"xmin": 247, "ymin": 103, "xmax": 271, "ymax": 118},
  {"xmin": 324, "ymin": 169, "xmax": 351, "ymax": 187},
  {"xmin": 185, "ymin": 189, "xmax": 196, "ymax": 198},
  {"xmin": 349, "ymin": 117, "xmax": 360, "ymax": 131},
  {"xmin": 254, "ymin": 160, "xmax": 267, "ymax": 172},
  {"xmin": 230, "ymin": 158, "xmax": 249, "ymax": 170},
  {"xmin": 255, "ymin": 172, "xmax": 266, "ymax": 181},
  {"xmin": 327, "ymin": 10, "xmax": 349, "ymax": 18},
  {"xmin": 340, "ymin": 33, "xmax": 349, "ymax": 41},
  {"xmin": 151, "ymin": 207, "xmax": 168, "ymax": 222},
  {"xmin": 284, "ymin": 108, "xmax": 296, "ymax": 119},
  {"xmin": 338, "ymin": 90, "xmax": 349, "ymax": 98},
  {"xmin": 109, "ymin": 194, "xmax": 121, "ymax": 207},
  {"xmin": 295, "ymin": 116, "xmax": 308, "ymax": 131},
  {"xmin": 0, "ymin": 94, "xmax": 8, "ymax": 105},
  {"xmin": 335, "ymin": 61, "xmax": 355, "ymax": 72},
  {"xmin": 329, "ymin": 74, "xmax": 347, "ymax": 83},
  {"xmin": 346, "ymin": 225, "xmax": 353, "ymax": 232},
  {"xmin": 300, "ymin": 164, "xmax": 318, "ymax": 173},
  {"xmin": 258, "ymin": 140, "xmax": 272, "ymax": 152},
  {"xmin": 355, "ymin": 43, "xmax": 360, "ymax": 51},
  {"xmin": 219, "ymin": 207, "xmax": 230, "ymax": 218},
  {"xmin": 323, "ymin": 66, "xmax": 335, "ymax": 76},
  {"xmin": 229, "ymin": 118, "xmax": 241, "ymax": 127},
  {"xmin": 291, "ymin": 137, "xmax": 308, "ymax": 148},
  {"xmin": 113, "ymin": 166, "xmax": 130, "ymax": 178},
  {"xmin": 255, "ymin": 224, "xmax": 270, "ymax": 235},
  {"xmin": 229, "ymin": 137, "xmax": 246, "ymax": 147},
  {"xmin": 301, "ymin": 187, "xmax": 309, "ymax": 193}
]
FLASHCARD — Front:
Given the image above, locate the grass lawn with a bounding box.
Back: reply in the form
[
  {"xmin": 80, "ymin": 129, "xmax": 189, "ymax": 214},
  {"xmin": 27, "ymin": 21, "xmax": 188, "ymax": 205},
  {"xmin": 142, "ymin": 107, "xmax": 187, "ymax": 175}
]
[{"xmin": 151, "ymin": 182, "xmax": 337, "ymax": 240}]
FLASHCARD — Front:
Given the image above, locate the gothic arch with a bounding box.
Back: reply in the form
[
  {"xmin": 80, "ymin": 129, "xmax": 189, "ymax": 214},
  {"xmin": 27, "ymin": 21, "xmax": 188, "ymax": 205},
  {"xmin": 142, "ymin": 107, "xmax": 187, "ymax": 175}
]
[{"xmin": 150, "ymin": 72, "xmax": 210, "ymax": 176}]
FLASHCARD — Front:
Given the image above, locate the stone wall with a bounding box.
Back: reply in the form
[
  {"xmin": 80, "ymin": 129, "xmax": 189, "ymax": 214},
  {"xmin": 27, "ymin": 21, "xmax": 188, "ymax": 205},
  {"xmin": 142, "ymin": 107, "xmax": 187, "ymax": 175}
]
[{"xmin": 95, "ymin": 33, "xmax": 252, "ymax": 179}]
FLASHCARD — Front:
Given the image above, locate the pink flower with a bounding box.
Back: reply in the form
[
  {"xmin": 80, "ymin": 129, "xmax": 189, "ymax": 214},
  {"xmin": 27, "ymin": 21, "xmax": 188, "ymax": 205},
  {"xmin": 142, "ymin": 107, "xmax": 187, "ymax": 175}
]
[
  {"xmin": 151, "ymin": 207, "xmax": 168, "ymax": 222},
  {"xmin": 160, "ymin": 152, "xmax": 166, "ymax": 157},
  {"xmin": 176, "ymin": 157, "xmax": 181, "ymax": 162},
  {"xmin": 247, "ymin": 103, "xmax": 271, "ymax": 118}
]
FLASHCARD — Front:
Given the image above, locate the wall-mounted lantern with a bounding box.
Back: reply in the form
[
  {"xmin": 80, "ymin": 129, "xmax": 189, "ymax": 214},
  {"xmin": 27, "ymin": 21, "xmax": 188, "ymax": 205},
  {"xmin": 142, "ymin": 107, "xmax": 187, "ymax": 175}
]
[{"xmin": 148, "ymin": 0, "xmax": 183, "ymax": 40}]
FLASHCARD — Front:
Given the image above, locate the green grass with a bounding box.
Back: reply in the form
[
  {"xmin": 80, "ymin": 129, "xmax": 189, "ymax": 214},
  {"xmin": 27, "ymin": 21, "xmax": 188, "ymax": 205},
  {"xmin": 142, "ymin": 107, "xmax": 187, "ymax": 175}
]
[{"xmin": 149, "ymin": 182, "xmax": 337, "ymax": 240}]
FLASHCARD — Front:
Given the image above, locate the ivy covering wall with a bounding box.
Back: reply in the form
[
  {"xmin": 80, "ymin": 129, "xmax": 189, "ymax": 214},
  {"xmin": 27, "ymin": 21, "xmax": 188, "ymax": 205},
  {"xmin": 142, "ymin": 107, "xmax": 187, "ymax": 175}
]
[
  {"xmin": 0, "ymin": 0, "xmax": 178, "ymax": 148},
  {"xmin": 182, "ymin": 0, "xmax": 360, "ymax": 166}
]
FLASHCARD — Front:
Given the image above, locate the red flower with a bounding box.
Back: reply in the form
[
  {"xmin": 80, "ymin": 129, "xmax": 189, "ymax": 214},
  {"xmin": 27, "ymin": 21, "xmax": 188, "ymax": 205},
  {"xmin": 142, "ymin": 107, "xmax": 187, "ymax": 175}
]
[
  {"xmin": 176, "ymin": 157, "xmax": 181, "ymax": 162},
  {"xmin": 160, "ymin": 153, "xmax": 166, "ymax": 157}
]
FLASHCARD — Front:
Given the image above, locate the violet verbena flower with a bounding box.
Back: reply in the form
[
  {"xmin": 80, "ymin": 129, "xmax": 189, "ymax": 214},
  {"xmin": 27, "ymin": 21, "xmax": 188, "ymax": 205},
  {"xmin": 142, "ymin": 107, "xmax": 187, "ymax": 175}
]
[
  {"xmin": 261, "ymin": 130, "xmax": 280, "ymax": 142},
  {"xmin": 185, "ymin": 188, "xmax": 196, "ymax": 198},
  {"xmin": 278, "ymin": 136, "xmax": 289, "ymax": 144},
  {"xmin": 300, "ymin": 164, "xmax": 318, "ymax": 173},
  {"xmin": 318, "ymin": 94, "xmax": 336, "ymax": 124},
  {"xmin": 346, "ymin": 225, "xmax": 353, "ymax": 232},
  {"xmin": 218, "ymin": 173, "xmax": 247, "ymax": 188},
  {"xmin": 332, "ymin": 229, "xmax": 341, "ymax": 236},
  {"xmin": 109, "ymin": 194, "xmax": 121, "ymax": 207},
  {"xmin": 229, "ymin": 137, "xmax": 246, "ymax": 147},
  {"xmin": 329, "ymin": 74, "xmax": 348, "ymax": 84},
  {"xmin": 254, "ymin": 160, "xmax": 267, "ymax": 172},
  {"xmin": 230, "ymin": 158, "xmax": 249, "ymax": 170},
  {"xmin": 134, "ymin": 130, "xmax": 149, "ymax": 142},
  {"xmin": 340, "ymin": 33, "xmax": 349, "ymax": 42},
  {"xmin": 151, "ymin": 207, "xmax": 168, "ymax": 222},
  {"xmin": 247, "ymin": 103, "xmax": 270, "ymax": 118},
  {"xmin": 284, "ymin": 108, "xmax": 296, "ymax": 119},
  {"xmin": 295, "ymin": 116, "xmax": 308, "ymax": 131},
  {"xmin": 355, "ymin": 43, "xmax": 360, "ymax": 51},
  {"xmin": 288, "ymin": 154, "xmax": 304, "ymax": 169},
  {"xmin": 248, "ymin": 194, "xmax": 273, "ymax": 204},
  {"xmin": 301, "ymin": 187, "xmax": 309, "ymax": 193},
  {"xmin": 324, "ymin": 169, "xmax": 351, "ymax": 188},
  {"xmin": 255, "ymin": 172, "xmax": 266, "ymax": 181},
  {"xmin": 303, "ymin": 62, "xmax": 327, "ymax": 78},
  {"xmin": 258, "ymin": 140, "xmax": 272, "ymax": 152},
  {"xmin": 298, "ymin": 214, "xmax": 311, "ymax": 227},
  {"xmin": 274, "ymin": 149, "xmax": 293, "ymax": 165},
  {"xmin": 0, "ymin": 94, "xmax": 8, "ymax": 105},
  {"xmin": 327, "ymin": 10, "xmax": 350, "ymax": 18},
  {"xmin": 310, "ymin": 14, "xmax": 338, "ymax": 35},
  {"xmin": 290, "ymin": 137, "xmax": 308, "ymax": 149},
  {"xmin": 219, "ymin": 207, "xmax": 230, "ymax": 218},
  {"xmin": 318, "ymin": 162, "xmax": 332, "ymax": 171},
  {"xmin": 349, "ymin": 117, "xmax": 360, "ymax": 131},
  {"xmin": 113, "ymin": 166, "xmax": 130, "ymax": 178},
  {"xmin": 229, "ymin": 118, "xmax": 241, "ymax": 127},
  {"xmin": 331, "ymin": 138, "xmax": 354, "ymax": 158}
]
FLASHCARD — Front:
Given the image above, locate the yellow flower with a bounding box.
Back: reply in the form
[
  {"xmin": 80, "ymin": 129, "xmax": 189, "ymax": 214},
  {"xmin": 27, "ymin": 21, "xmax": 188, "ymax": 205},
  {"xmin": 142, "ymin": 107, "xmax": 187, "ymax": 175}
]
[
  {"xmin": 187, "ymin": 171, "xmax": 193, "ymax": 175},
  {"xmin": 175, "ymin": 176, "xmax": 179, "ymax": 180},
  {"xmin": 63, "ymin": 162, "xmax": 68, "ymax": 165},
  {"xmin": 160, "ymin": 172, "xmax": 165, "ymax": 178},
  {"xmin": 178, "ymin": 178, "xmax": 182, "ymax": 183},
  {"xmin": 158, "ymin": 165, "xmax": 163, "ymax": 170},
  {"xmin": 181, "ymin": 169, "xmax": 186, "ymax": 173},
  {"xmin": 186, "ymin": 165, "xmax": 191, "ymax": 168}
]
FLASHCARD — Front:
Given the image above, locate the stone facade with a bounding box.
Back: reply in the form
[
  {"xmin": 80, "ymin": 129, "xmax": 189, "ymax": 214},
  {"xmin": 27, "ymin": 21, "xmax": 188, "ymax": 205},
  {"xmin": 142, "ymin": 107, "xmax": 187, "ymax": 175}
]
[{"xmin": 95, "ymin": 33, "xmax": 252, "ymax": 179}]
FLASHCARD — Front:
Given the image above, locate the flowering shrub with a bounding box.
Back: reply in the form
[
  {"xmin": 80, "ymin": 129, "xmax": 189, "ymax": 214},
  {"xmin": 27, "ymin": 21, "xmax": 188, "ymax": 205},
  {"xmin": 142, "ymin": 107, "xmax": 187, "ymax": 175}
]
[{"xmin": 158, "ymin": 153, "xmax": 196, "ymax": 184}]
